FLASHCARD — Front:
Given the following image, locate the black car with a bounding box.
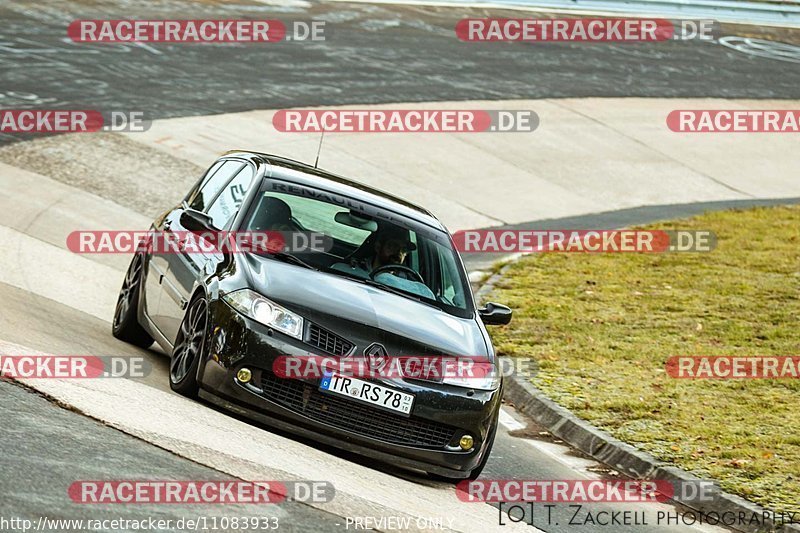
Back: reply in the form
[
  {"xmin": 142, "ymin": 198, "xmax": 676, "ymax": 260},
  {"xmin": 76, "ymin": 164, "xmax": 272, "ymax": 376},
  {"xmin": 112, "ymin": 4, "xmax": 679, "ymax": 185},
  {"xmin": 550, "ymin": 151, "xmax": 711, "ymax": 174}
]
[{"xmin": 112, "ymin": 151, "xmax": 512, "ymax": 480}]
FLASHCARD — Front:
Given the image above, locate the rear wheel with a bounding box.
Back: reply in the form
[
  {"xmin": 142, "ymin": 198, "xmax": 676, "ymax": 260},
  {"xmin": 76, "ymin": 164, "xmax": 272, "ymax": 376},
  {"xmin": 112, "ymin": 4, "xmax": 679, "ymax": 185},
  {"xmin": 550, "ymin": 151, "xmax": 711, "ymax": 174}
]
[
  {"xmin": 112, "ymin": 254, "xmax": 153, "ymax": 348},
  {"xmin": 169, "ymin": 295, "xmax": 208, "ymax": 398}
]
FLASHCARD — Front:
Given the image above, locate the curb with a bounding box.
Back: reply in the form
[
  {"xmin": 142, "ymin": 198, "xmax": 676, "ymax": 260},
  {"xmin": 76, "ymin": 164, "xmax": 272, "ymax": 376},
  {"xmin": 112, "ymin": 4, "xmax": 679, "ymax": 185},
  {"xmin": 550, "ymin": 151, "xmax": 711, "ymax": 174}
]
[{"xmin": 478, "ymin": 264, "xmax": 800, "ymax": 533}]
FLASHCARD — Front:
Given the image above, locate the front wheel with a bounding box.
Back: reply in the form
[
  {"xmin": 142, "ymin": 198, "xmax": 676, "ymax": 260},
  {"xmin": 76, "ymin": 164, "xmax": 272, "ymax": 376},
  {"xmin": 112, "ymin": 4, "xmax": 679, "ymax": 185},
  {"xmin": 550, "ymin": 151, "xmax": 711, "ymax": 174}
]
[
  {"xmin": 169, "ymin": 295, "xmax": 208, "ymax": 398},
  {"xmin": 112, "ymin": 254, "xmax": 153, "ymax": 348}
]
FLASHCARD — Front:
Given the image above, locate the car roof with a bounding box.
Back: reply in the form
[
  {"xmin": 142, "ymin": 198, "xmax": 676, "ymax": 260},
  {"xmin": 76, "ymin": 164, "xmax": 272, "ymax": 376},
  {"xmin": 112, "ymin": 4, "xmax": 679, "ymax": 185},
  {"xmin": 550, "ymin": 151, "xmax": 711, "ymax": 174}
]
[{"xmin": 223, "ymin": 150, "xmax": 447, "ymax": 232}]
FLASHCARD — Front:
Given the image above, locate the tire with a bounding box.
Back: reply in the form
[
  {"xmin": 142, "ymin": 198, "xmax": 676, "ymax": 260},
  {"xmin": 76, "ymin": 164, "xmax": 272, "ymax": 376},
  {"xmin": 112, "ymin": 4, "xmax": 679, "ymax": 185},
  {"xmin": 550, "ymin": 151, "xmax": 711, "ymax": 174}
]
[
  {"xmin": 112, "ymin": 254, "xmax": 154, "ymax": 348},
  {"xmin": 169, "ymin": 295, "xmax": 208, "ymax": 398}
]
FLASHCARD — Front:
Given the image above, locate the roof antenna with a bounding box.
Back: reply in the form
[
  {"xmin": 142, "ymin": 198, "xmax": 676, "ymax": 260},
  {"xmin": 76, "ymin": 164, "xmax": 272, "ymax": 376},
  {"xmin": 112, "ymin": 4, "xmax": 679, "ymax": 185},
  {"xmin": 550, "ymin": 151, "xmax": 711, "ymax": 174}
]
[{"xmin": 314, "ymin": 129, "xmax": 325, "ymax": 169}]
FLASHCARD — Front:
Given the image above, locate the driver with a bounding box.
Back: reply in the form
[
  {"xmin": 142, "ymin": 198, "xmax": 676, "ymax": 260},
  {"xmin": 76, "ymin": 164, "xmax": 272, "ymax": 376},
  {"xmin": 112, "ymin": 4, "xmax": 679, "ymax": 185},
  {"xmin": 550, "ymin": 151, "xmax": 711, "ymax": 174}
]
[
  {"xmin": 356, "ymin": 226, "xmax": 435, "ymax": 299},
  {"xmin": 361, "ymin": 226, "xmax": 417, "ymax": 272},
  {"xmin": 329, "ymin": 225, "xmax": 418, "ymax": 279}
]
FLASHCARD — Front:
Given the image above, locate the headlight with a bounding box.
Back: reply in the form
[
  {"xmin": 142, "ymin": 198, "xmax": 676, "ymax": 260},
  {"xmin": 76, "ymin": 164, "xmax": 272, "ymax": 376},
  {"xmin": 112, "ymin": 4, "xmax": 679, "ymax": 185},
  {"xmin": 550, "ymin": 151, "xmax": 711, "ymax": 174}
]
[
  {"xmin": 222, "ymin": 289, "xmax": 304, "ymax": 339},
  {"xmin": 441, "ymin": 359, "xmax": 501, "ymax": 391}
]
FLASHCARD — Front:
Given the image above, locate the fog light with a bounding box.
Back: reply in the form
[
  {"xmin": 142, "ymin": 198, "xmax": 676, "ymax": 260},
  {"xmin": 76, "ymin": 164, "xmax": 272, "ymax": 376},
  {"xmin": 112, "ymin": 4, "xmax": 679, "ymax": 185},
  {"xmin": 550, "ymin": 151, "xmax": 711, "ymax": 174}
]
[
  {"xmin": 459, "ymin": 435, "xmax": 474, "ymax": 450},
  {"xmin": 237, "ymin": 368, "xmax": 252, "ymax": 383}
]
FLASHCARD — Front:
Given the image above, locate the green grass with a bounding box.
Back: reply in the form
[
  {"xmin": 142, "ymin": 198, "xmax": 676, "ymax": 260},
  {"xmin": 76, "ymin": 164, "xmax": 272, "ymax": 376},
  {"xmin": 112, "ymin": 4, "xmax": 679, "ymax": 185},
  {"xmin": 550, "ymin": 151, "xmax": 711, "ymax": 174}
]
[{"xmin": 488, "ymin": 205, "xmax": 800, "ymax": 512}]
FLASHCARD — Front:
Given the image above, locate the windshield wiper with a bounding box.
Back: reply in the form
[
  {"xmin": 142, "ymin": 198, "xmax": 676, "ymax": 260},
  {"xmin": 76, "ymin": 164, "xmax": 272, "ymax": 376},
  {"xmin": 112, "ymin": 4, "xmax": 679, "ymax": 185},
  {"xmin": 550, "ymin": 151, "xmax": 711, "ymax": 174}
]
[{"xmin": 263, "ymin": 251, "xmax": 317, "ymax": 270}]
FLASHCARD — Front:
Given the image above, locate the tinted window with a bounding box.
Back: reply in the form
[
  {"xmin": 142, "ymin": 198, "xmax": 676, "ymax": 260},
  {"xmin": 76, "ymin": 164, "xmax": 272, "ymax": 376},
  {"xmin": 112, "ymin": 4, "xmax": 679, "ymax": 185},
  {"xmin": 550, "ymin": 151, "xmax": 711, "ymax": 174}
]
[
  {"xmin": 250, "ymin": 191, "xmax": 372, "ymax": 246},
  {"xmin": 206, "ymin": 165, "xmax": 254, "ymax": 229},
  {"xmin": 243, "ymin": 182, "xmax": 473, "ymax": 318},
  {"xmin": 189, "ymin": 161, "xmax": 244, "ymax": 212}
]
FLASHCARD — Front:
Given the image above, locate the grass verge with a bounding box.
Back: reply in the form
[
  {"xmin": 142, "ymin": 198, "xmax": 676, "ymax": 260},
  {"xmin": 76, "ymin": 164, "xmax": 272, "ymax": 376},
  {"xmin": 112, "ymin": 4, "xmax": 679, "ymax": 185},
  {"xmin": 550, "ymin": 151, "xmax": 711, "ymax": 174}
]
[{"xmin": 488, "ymin": 205, "xmax": 800, "ymax": 512}]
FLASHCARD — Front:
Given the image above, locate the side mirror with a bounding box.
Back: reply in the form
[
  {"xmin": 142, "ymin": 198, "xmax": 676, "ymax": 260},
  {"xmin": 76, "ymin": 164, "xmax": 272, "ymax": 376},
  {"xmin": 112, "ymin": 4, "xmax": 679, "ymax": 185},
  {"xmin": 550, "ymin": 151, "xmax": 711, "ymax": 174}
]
[
  {"xmin": 479, "ymin": 302, "xmax": 512, "ymax": 325},
  {"xmin": 180, "ymin": 209, "xmax": 214, "ymax": 233}
]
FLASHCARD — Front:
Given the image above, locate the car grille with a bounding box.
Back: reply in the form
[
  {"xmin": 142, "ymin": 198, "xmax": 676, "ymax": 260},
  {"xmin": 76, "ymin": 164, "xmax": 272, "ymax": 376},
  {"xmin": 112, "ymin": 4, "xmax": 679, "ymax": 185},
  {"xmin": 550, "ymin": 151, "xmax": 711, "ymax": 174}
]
[
  {"xmin": 306, "ymin": 323, "xmax": 354, "ymax": 356},
  {"xmin": 259, "ymin": 372, "xmax": 456, "ymax": 448}
]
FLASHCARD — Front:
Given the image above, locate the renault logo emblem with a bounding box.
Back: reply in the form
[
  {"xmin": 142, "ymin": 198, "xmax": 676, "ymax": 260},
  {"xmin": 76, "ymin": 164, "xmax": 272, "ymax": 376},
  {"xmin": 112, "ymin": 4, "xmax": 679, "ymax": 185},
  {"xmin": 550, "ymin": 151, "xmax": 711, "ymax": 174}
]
[{"xmin": 364, "ymin": 343, "xmax": 388, "ymax": 371}]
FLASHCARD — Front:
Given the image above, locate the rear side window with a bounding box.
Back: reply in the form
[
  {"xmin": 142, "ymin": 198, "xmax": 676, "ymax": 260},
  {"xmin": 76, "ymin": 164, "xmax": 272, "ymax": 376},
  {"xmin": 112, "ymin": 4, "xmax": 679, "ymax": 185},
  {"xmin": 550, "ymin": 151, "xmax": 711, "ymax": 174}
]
[
  {"xmin": 206, "ymin": 165, "xmax": 255, "ymax": 229},
  {"xmin": 188, "ymin": 160, "xmax": 244, "ymax": 212}
]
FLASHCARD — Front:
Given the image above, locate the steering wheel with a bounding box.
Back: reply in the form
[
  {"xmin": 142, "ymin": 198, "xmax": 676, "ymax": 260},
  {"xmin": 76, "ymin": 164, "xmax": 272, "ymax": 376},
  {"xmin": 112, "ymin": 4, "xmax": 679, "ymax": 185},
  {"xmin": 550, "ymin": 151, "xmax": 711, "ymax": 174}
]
[{"xmin": 369, "ymin": 264, "xmax": 424, "ymax": 284}]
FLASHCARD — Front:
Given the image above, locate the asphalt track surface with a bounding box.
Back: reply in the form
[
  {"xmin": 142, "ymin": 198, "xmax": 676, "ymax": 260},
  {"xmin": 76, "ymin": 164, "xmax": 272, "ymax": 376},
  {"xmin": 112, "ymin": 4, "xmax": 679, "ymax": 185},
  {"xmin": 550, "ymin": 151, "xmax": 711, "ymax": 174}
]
[
  {"xmin": 0, "ymin": 379, "xmax": 343, "ymax": 532},
  {"xmin": 0, "ymin": 293, "xmax": 727, "ymax": 533},
  {"xmin": 1, "ymin": 0, "xmax": 799, "ymax": 532},
  {"xmin": 1, "ymin": 0, "xmax": 800, "ymax": 146},
  {"xmin": 0, "ymin": 163, "xmax": 736, "ymax": 533}
]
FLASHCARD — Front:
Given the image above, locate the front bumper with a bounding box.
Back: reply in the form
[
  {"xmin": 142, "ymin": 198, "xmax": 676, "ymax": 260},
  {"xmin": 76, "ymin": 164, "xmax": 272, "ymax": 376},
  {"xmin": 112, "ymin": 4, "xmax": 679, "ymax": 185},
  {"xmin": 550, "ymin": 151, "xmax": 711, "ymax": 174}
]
[{"xmin": 197, "ymin": 299, "xmax": 502, "ymax": 477}]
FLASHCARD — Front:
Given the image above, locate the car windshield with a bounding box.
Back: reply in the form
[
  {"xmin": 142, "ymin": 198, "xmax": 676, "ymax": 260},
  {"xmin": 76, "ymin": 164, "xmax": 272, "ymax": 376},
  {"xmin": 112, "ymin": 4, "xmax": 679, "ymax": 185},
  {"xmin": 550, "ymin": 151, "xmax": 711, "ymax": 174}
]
[{"xmin": 242, "ymin": 179, "xmax": 473, "ymax": 318}]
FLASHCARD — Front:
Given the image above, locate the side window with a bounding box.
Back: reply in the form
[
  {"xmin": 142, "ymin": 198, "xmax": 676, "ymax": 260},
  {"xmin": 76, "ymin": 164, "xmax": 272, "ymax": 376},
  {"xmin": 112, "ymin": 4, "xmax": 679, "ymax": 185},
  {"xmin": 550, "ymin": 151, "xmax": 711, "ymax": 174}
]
[
  {"xmin": 188, "ymin": 161, "xmax": 244, "ymax": 212},
  {"xmin": 206, "ymin": 165, "xmax": 255, "ymax": 229},
  {"xmin": 186, "ymin": 160, "xmax": 223, "ymax": 204}
]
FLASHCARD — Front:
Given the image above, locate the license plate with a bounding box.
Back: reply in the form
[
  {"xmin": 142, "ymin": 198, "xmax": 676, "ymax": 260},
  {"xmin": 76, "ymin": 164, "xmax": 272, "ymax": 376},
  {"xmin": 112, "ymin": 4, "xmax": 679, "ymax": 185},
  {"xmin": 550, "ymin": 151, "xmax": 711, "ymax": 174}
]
[{"xmin": 320, "ymin": 372, "xmax": 414, "ymax": 416}]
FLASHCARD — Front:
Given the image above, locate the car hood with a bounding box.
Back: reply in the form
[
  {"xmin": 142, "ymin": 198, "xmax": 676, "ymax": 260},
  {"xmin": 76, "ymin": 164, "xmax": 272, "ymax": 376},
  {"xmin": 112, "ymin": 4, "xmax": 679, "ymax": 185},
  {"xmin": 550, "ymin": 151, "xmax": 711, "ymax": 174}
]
[{"xmin": 242, "ymin": 255, "xmax": 487, "ymax": 357}]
